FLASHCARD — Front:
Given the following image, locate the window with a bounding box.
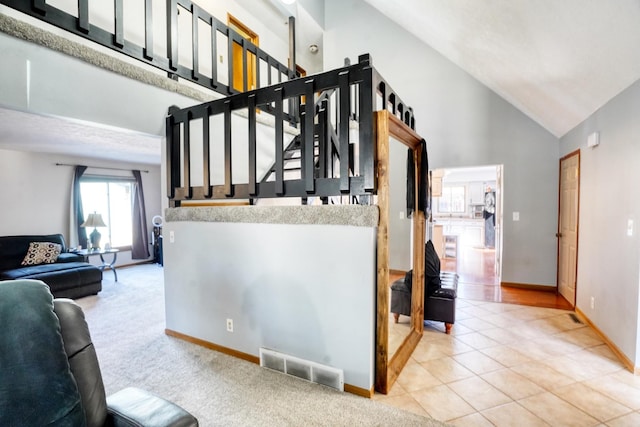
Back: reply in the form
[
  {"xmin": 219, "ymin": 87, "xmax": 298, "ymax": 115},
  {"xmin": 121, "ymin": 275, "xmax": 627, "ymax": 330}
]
[
  {"xmin": 438, "ymin": 185, "xmax": 466, "ymax": 213},
  {"xmin": 80, "ymin": 178, "xmax": 134, "ymax": 248}
]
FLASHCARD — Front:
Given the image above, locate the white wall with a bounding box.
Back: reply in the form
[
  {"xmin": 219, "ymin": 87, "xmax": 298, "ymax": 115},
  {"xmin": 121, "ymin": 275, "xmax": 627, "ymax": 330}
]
[
  {"xmin": 163, "ymin": 218, "xmax": 377, "ymax": 390},
  {"xmin": 0, "ymin": 149, "xmax": 161, "ymax": 266},
  {"xmin": 560, "ymin": 79, "xmax": 640, "ymax": 366},
  {"xmin": 323, "ymin": 0, "xmax": 560, "ymax": 286}
]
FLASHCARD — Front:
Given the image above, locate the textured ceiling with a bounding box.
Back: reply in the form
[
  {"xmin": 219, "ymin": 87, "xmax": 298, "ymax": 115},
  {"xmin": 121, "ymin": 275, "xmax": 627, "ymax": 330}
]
[
  {"xmin": 362, "ymin": 0, "xmax": 640, "ymax": 137},
  {"xmin": 0, "ymin": 108, "xmax": 161, "ymax": 165}
]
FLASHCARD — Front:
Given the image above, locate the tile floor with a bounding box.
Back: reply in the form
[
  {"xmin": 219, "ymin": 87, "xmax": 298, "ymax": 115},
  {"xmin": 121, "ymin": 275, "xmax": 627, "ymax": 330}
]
[{"xmin": 374, "ymin": 298, "xmax": 640, "ymax": 426}]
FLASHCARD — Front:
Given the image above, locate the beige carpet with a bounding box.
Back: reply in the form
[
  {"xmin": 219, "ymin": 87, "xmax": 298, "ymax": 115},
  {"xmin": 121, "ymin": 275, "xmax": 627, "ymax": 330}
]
[{"xmin": 76, "ymin": 264, "xmax": 449, "ymax": 427}]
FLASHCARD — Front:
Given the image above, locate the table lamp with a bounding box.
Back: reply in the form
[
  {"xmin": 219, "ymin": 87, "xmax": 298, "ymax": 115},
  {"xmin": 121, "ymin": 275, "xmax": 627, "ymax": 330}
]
[{"xmin": 81, "ymin": 212, "xmax": 107, "ymax": 250}]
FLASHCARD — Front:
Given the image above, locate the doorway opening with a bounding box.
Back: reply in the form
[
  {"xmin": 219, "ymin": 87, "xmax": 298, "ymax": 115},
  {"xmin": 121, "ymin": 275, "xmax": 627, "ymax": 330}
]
[
  {"xmin": 228, "ymin": 14, "xmax": 259, "ymax": 92},
  {"xmin": 430, "ymin": 165, "xmax": 503, "ymax": 295}
]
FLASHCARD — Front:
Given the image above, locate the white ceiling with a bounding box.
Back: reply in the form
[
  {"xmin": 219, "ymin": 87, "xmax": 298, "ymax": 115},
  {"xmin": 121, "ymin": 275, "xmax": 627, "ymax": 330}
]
[{"xmin": 362, "ymin": 0, "xmax": 640, "ymax": 137}]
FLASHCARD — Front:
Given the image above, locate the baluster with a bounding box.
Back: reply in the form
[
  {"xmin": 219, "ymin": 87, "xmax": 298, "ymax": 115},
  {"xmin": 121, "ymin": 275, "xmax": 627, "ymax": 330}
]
[
  {"xmin": 183, "ymin": 111, "xmax": 192, "ymax": 199},
  {"xmin": 338, "ymin": 71, "xmax": 350, "ymax": 193},
  {"xmin": 203, "ymin": 107, "xmax": 211, "ymax": 198},
  {"xmin": 144, "ymin": 0, "xmax": 153, "ymax": 59},
  {"xmin": 224, "ymin": 100, "xmax": 233, "ymax": 196},
  {"xmin": 191, "ymin": 4, "xmax": 199, "ymax": 80},
  {"xmin": 167, "ymin": 0, "xmax": 178, "ymax": 71},
  {"xmin": 304, "ymin": 79, "xmax": 315, "ymax": 193},
  {"xmin": 359, "ymin": 72, "xmax": 375, "ymax": 192},
  {"xmin": 274, "ymin": 89, "xmax": 284, "ymax": 195},
  {"xmin": 78, "ymin": 0, "xmax": 89, "ymax": 33},
  {"xmin": 114, "ymin": 0, "xmax": 124, "ymax": 48},
  {"xmin": 248, "ymin": 95, "xmax": 257, "ymax": 196}
]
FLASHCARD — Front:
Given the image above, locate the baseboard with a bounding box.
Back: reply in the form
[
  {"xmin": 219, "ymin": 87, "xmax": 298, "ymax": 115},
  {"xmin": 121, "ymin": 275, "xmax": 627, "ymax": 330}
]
[
  {"xmin": 501, "ymin": 281, "xmax": 556, "ymax": 292},
  {"xmin": 165, "ymin": 329, "xmax": 259, "ymax": 364},
  {"xmin": 574, "ymin": 308, "xmax": 638, "ymax": 375},
  {"xmin": 344, "ymin": 384, "xmax": 374, "ymax": 398},
  {"xmin": 165, "ymin": 329, "xmax": 374, "ymax": 395}
]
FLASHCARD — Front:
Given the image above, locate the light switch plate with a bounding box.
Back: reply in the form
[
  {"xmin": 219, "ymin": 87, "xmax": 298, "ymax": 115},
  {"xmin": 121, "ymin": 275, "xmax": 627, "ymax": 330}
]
[
  {"xmin": 169, "ymin": 230, "xmax": 175, "ymax": 243},
  {"xmin": 513, "ymin": 212, "xmax": 520, "ymax": 221},
  {"xmin": 627, "ymin": 219, "xmax": 633, "ymax": 237}
]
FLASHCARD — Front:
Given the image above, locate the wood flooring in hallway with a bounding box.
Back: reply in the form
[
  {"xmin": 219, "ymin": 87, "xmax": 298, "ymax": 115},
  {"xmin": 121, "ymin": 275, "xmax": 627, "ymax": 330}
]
[{"xmin": 443, "ymin": 245, "xmax": 573, "ymax": 311}]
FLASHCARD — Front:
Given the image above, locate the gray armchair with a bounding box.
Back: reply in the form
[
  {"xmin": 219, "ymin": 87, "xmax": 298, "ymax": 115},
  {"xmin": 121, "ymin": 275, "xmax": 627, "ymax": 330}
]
[{"xmin": 0, "ymin": 279, "xmax": 198, "ymax": 427}]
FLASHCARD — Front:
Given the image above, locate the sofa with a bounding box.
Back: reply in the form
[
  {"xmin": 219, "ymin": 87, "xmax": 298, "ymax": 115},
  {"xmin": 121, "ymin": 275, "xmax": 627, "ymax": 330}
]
[{"xmin": 0, "ymin": 234, "xmax": 102, "ymax": 299}]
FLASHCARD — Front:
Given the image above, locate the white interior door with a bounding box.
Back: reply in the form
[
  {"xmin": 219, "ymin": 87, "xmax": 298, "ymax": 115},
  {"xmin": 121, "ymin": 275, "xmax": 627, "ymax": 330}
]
[{"xmin": 558, "ymin": 151, "xmax": 580, "ymax": 306}]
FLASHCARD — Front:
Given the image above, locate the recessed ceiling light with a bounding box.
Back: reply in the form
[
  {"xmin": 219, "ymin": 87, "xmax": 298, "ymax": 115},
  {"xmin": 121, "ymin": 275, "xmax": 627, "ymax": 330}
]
[{"xmin": 281, "ymin": 0, "xmax": 296, "ymax": 4}]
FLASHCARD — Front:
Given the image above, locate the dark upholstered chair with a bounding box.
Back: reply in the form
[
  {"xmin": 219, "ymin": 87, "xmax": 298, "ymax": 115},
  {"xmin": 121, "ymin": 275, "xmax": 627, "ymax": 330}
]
[
  {"xmin": 390, "ymin": 240, "xmax": 458, "ymax": 334},
  {"xmin": 0, "ymin": 279, "xmax": 198, "ymax": 427}
]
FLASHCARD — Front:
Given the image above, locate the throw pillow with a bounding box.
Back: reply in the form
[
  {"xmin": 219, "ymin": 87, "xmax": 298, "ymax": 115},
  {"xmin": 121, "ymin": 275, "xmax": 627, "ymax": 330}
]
[{"xmin": 21, "ymin": 242, "xmax": 62, "ymax": 266}]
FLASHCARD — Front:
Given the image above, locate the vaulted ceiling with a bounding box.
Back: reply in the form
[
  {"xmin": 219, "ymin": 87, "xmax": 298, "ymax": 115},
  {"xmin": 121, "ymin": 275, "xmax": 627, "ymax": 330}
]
[{"xmin": 362, "ymin": 0, "xmax": 640, "ymax": 137}]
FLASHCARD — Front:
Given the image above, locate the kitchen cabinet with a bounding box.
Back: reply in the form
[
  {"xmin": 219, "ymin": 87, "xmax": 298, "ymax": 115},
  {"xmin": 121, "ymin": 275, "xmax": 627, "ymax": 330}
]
[
  {"xmin": 431, "ymin": 169, "xmax": 444, "ymax": 197},
  {"xmin": 469, "ymin": 182, "xmax": 484, "ymax": 205}
]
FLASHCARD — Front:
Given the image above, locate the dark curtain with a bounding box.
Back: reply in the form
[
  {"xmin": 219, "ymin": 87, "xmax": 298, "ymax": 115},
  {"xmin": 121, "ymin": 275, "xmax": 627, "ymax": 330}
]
[
  {"xmin": 131, "ymin": 170, "xmax": 150, "ymax": 259},
  {"xmin": 406, "ymin": 148, "xmax": 415, "ymax": 218},
  {"xmin": 418, "ymin": 140, "xmax": 429, "ymax": 215},
  {"xmin": 73, "ymin": 166, "xmax": 88, "ymax": 247},
  {"xmin": 406, "ymin": 139, "xmax": 430, "ymax": 218}
]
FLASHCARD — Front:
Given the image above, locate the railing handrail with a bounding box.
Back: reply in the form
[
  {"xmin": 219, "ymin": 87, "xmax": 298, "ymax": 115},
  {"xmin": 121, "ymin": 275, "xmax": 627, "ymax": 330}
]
[
  {"xmin": 0, "ymin": 0, "xmax": 296, "ymax": 104},
  {"xmin": 166, "ymin": 54, "xmax": 416, "ymax": 206}
]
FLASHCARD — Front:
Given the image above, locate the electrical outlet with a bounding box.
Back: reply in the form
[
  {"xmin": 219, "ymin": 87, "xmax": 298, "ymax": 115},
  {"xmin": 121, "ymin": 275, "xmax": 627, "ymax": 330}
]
[
  {"xmin": 399, "ymin": 211, "xmax": 404, "ymax": 220},
  {"xmin": 226, "ymin": 318, "xmax": 233, "ymax": 332},
  {"xmin": 169, "ymin": 230, "xmax": 175, "ymax": 243},
  {"xmin": 590, "ymin": 297, "xmax": 595, "ymax": 309}
]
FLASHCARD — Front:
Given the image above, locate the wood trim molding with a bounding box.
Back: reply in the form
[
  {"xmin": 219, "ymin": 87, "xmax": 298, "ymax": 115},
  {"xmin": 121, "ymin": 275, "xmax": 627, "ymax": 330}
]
[
  {"xmin": 166, "ymin": 329, "xmax": 259, "ymax": 364},
  {"xmin": 501, "ymin": 282, "xmax": 557, "ymax": 292},
  {"xmin": 574, "ymin": 308, "xmax": 638, "ymax": 374},
  {"xmin": 344, "ymin": 384, "xmax": 374, "ymax": 398},
  {"xmin": 374, "ymin": 110, "xmax": 425, "ymax": 394}
]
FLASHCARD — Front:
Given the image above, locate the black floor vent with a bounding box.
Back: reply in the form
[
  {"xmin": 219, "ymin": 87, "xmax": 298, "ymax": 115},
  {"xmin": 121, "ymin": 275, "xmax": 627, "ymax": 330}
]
[{"xmin": 569, "ymin": 313, "xmax": 583, "ymax": 324}]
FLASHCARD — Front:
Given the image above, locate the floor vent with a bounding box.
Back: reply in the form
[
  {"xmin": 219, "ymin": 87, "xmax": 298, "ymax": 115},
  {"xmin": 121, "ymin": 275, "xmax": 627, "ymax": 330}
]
[
  {"xmin": 569, "ymin": 313, "xmax": 583, "ymax": 324},
  {"xmin": 259, "ymin": 348, "xmax": 344, "ymax": 391}
]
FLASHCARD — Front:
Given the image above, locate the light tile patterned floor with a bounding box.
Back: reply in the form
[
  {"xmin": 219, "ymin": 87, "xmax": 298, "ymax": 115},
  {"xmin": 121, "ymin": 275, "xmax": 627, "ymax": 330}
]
[{"xmin": 374, "ymin": 298, "xmax": 640, "ymax": 426}]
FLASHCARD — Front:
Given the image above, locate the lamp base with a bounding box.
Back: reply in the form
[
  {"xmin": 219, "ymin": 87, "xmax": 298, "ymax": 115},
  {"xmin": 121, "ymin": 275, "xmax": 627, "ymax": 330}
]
[{"xmin": 90, "ymin": 228, "xmax": 102, "ymax": 250}]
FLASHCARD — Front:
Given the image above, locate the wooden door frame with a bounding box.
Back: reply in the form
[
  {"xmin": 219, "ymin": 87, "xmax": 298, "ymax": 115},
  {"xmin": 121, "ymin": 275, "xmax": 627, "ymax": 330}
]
[
  {"xmin": 556, "ymin": 149, "xmax": 580, "ymax": 305},
  {"xmin": 228, "ymin": 14, "xmax": 259, "ymax": 92}
]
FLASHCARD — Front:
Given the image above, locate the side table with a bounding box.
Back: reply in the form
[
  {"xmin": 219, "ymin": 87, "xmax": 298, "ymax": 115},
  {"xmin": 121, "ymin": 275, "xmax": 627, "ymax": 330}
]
[{"xmin": 76, "ymin": 249, "xmax": 119, "ymax": 282}]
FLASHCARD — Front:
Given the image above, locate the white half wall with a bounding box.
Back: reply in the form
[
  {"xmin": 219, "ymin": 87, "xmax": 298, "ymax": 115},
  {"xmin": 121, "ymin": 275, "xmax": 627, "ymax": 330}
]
[{"xmin": 163, "ymin": 206, "xmax": 378, "ymax": 390}]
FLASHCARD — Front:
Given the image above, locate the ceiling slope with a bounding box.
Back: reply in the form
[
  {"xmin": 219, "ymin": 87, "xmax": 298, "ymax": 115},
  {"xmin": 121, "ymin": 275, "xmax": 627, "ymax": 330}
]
[{"xmin": 362, "ymin": 0, "xmax": 640, "ymax": 137}]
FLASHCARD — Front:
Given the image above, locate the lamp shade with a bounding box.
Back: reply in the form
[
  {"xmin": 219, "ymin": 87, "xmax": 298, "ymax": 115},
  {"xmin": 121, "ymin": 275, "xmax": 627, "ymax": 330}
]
[{"xmin": 81, "ymin": 213, "xmax": 107, "ymax": 228}]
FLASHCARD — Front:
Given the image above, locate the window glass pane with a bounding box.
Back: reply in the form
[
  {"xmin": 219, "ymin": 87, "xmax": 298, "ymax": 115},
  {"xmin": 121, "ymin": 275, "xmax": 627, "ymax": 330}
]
[
  {"xmin": 450, "ymin": 186, "xmax": 466, "ymax": 213},
  {"xmin": 108, "ymin": 182, "xmax": 133, "ymax": 247},
  {"xmin": 438, "ymin": 185, "xmax": 466, "ymax": 213},
  {"xmin": 80, "ymin": 180, "xmax": 133, "ymax": 248}
]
